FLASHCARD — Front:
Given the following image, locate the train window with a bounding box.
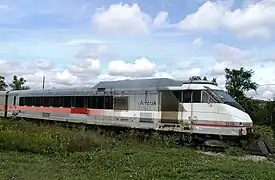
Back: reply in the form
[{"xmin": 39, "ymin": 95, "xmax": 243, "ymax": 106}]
[
  {"xmin": 182, "ymin": 90, "xmax": 192, "ymax": 103},
  {"xmin": 105, "ymin": 96, "xmax": 113, "ymax": 109},
  {"xmin": 52, "ymin": 96, "xmax": 63, "ymax": 107},
  {"xmin": 34, "ymin": 97, "xmax": 42, "ymax": 106},
  {"xmin": 202, "ymin": 91, "xmax": 217, "ymax": 103},
  {"xmin": 182, "ymin": 90, "xmax": 201, "ymax": 103},
  {"xmin": 25, "ymin": 97, "xmax": 33, "ymax": 106},
  {"xmin": 42, "ymin": 97, "xmax": 52, "ymax": 107},
  {"xmin": 63, "ymin": 96, "xmax": 72, "ymax": 108},
  {"xmin": 192, "ymin": 90, "xmax": 201, "ymax": 103},
  {"xmin": 97, "ymin": 96, "xmax": 104, "ymax": 109},
  {"xmin": 74, "ymin": 96, "xmax": 85, "ymax": 108},
  {"xmin": 19, "ymin": 97, "xmax": 25, "ymax": 106},
  {"xmin": 172, "ymin": 90, "xmax": 182, "ymax": 102},
  {"xmin": 209, "ymin": 96, "xmax": 216, "ymax": 103},
  {"xmin": 202, "ymin": 91, "xmax": 209, "ymax": 103},
  {"xmin": 87, "ymin": 96, "xmax": 113, "ymax": 109},
  {"xmin": 13, "ymin": 96, "xmax": 16, "ymax": 106},
  {"xmin": 114, "ymin": 97, "xmax": 128, "ymax": 110},
  {"xmin": 88, "ymin": 96, "xmax": 96, "ymax": 108}
]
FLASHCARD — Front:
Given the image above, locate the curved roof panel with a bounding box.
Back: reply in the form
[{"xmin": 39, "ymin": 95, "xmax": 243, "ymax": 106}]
[{"xmin": 92, "ymin": 78, "xmax": 184, "ymax": 89}]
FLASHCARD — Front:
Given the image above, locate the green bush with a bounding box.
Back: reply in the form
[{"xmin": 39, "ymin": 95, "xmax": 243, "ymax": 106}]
[
  {"xmin": 0, "ymin": 118, "xmax": 180, "ymax": 156},
  {"xmin": 252, "ymin": 125, "xmax": 274, "ymax": 141},
  {"xmin": 0, "ymin": 119, "xmax": 113, "ymax": 156}
]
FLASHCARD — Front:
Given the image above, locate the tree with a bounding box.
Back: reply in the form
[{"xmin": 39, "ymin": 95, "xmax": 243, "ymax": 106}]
[
  {"xmin": 0, "ymin": 76, "xmax": 8, "ymax": 91},
  {"xmin": 9, "ymin": 75, "xmax": 30, "ymax": 90},
  {"xmin": 224, "ymin": 67, "xmax": 260, "ymax": 123},
  {"xmin": 224, "ymin": 67, "xmax": 258, "ymax": 100}
]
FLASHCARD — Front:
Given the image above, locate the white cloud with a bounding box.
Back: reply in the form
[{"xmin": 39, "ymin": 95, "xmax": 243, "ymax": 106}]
[
  {"xmin": 178, "ymin": 0, "xmax": 275, "ymax": 39},
  {"xmin": 108, "ymin": 57, "xmax": 156, "ymax": 77},
  {"xmin": 214, "ymin": 43, "xmax": 250, "ymax": 62},
  {"xmin": 209, "ymin": 61, "xmax": 230, "ymax": 76},
  {"xmin": 153, "ymin": 71, "xmax": 174, "ymax": 79},
  {"xmin": 23, "ymin": 72, "xmax": 47, "ymax": 88},
  {"xmin": 153, "ymin": 11, "xmax": 168, "ymax": 28},
  {"xmin": 1, "ymin": 55, "xmax": 274, "ymax": 100},
  {"xmin": 62, "ymin": 39, "xmax": 111, "ymax": 46},
  {"xmin": 74, "ymin": 44, "xmax": 112, "ymax": 59},
  {"xmin": 68, "ymin": 58, "xmax": 101, "ymax": 76},
  {"xmin": 208, "ymin": 43, "xmax": 255, "ymax": 89},
  {"xmin": 178, "ymin": 1, "xmax": 225, "ymax": 31},
  {"xmin": 189, "ymin": 68, "xmax": 201, "ymax": 77},
  {"xmin": 172, "ymin": 68, "xmax": 202, "ymax": 80},
  {"xmin": 35, "ymin": 59, "xmax": 53, "ymax": 70},
  {"xmin": 92, "ymin": 3, "xmax": 151, "ymax": 35},
  {"xmin": 192, "ymin": 38, "xmax": 204, "ymax": 48},
  {"xmin": 247, "ymin": 63, "xmax": 275, "ymax": 100},
  {"xmin": 0, "ymin": 60, "xmax": 15, "ymax": 76},
  {"xmin": 55, "ymin": 70, "xmax": 79, "ymax": 86},
  {"xmin": 92, "ymin": 3, "xmax": 168, "ymax": 35}
]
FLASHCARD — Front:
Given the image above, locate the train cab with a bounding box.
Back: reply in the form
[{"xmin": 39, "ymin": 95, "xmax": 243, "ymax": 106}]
[{"xmin": 167, "ymin": 80, "xmax": 253, "ymax": 136}]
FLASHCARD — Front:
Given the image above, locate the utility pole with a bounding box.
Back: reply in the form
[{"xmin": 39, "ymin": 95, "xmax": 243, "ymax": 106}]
[
  {"xmin": 42, "ymin": 76, "xmax": 45, "ymax": 89},
  {"xmin": 272, "ymin": 95, "xmax": 275, "ymax": 134}
]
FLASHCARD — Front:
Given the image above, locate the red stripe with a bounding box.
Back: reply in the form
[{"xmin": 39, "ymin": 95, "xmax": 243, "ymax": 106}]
[
  {"xmin": 192, "ymin": 123, "xmax": 251, "ymax": 128},
  {"xmin": 71, "ymin": 108, "xmax": 87, "ymax": 115},
  {"xmin": 88, "ymin": 109, "xmax": 104, "ymax": 116},
  {"xmin": 8, "ymin": 106, "xmax": 71, "ymax": 114},
  {"xmin": 6, "ymin": 106, "xmax": 252, "ymax": 128},
  {"xmin": 7, "ymin": 106, "xmax": 100, "ymax": 116},
  {"xmin": 0, "ymin": 105, "xmax": 4, "ymax": 111}
]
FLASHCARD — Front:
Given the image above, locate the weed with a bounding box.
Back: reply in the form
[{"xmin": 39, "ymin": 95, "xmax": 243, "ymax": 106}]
[
  {"xmin": 252, "ymin": 125, "xmax": 274, "ymax": 141},
  {"xmin": 0, "ymin": 119, "xmax": 275, "ymax": 179}
]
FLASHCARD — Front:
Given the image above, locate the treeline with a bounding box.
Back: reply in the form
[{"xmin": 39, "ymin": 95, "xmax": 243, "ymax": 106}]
[
  {"xmin": 1, "ymin": 67, "xmax": 275, "ymax": 126},
  {"xmin": 0, "ymin": 75, "xmax": 29, "ymax": 91}
]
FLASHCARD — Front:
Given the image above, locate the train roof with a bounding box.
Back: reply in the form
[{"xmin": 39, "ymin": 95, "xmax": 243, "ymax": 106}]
[
  {"xmin": 7, "ymin": 78, "xmax": 218, "ymax": 96},
  {"xmin": 0, "ymin": 91, "xmax": 8, "ymax": 95},
  {"xmin": 92, "ymin": 78, "xmax": 184, "ymax": 89}
]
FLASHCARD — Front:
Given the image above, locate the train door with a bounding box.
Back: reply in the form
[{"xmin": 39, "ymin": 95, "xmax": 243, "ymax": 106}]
[
  {"xmin": 181, "ymin": 90, "xmax": 203, "ymax": 124},
  {"xmin": 201, "ymin": 90, "xmax": 218, "ymax": 116},
  {"xmin": 160, "ymin": 90, "xmax": 179, "ymax": 124},
  {"xmin": 188, "ymin": 90, "xmax": 218, "ymax": 123},
  {"xmin": 182, "ymin": 90, "xmax": 193, "ymax": 124}
]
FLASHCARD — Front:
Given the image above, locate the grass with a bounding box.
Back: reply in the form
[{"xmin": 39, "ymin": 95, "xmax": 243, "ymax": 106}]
[
  {"xmin": 0, "ymin": 118, "xmax": 275, "ymax": 180},
  {"xmin": 252, "ymin": 125, "xmax": 274, "ymax": 141}
]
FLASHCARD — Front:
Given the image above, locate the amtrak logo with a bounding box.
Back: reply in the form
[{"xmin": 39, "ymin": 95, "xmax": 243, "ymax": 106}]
[{"xmin": 140, "ymin": 100, "xmax": 157, "ymax": 106}]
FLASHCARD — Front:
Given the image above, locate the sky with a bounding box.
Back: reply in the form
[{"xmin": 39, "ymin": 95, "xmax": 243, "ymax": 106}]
[{"xmin": 0, "ymin": 0, "xmax": 275, "ymax": 100}]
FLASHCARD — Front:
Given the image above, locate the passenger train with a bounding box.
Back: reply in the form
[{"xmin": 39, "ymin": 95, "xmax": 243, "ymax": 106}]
[{"xmin": 0, "ymin": 78, "xmax": 253, "ymax": 143}]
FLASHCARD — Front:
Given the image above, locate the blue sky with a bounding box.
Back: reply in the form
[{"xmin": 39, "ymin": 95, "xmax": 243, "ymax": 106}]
[
  {"xmin": 0, "ymin": 0, "xmax": 275, "ymax": 99},
  {"xmin": 0, "ymin": 0, "xmax": 273, "ymax": 64}
]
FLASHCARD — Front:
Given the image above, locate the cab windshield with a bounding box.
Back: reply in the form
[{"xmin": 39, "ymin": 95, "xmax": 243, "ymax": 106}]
[
  {"xmin": 210, "ymin": 90, "xmax": 236, "ymax": 102},
  {"xmin": 210, "ymin": 90, "xmax": 245, "ymax": 112}
]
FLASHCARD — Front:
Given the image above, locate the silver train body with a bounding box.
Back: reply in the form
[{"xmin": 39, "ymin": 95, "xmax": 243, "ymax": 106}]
[{"xmin": 0, "ymin": 78, "xmax": 253, "ymax": 138}]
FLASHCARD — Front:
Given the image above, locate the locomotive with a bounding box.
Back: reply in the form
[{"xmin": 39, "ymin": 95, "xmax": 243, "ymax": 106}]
[{"xmin": 0, "ymin": 78, "xmax": 253, "ymax": 146}]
